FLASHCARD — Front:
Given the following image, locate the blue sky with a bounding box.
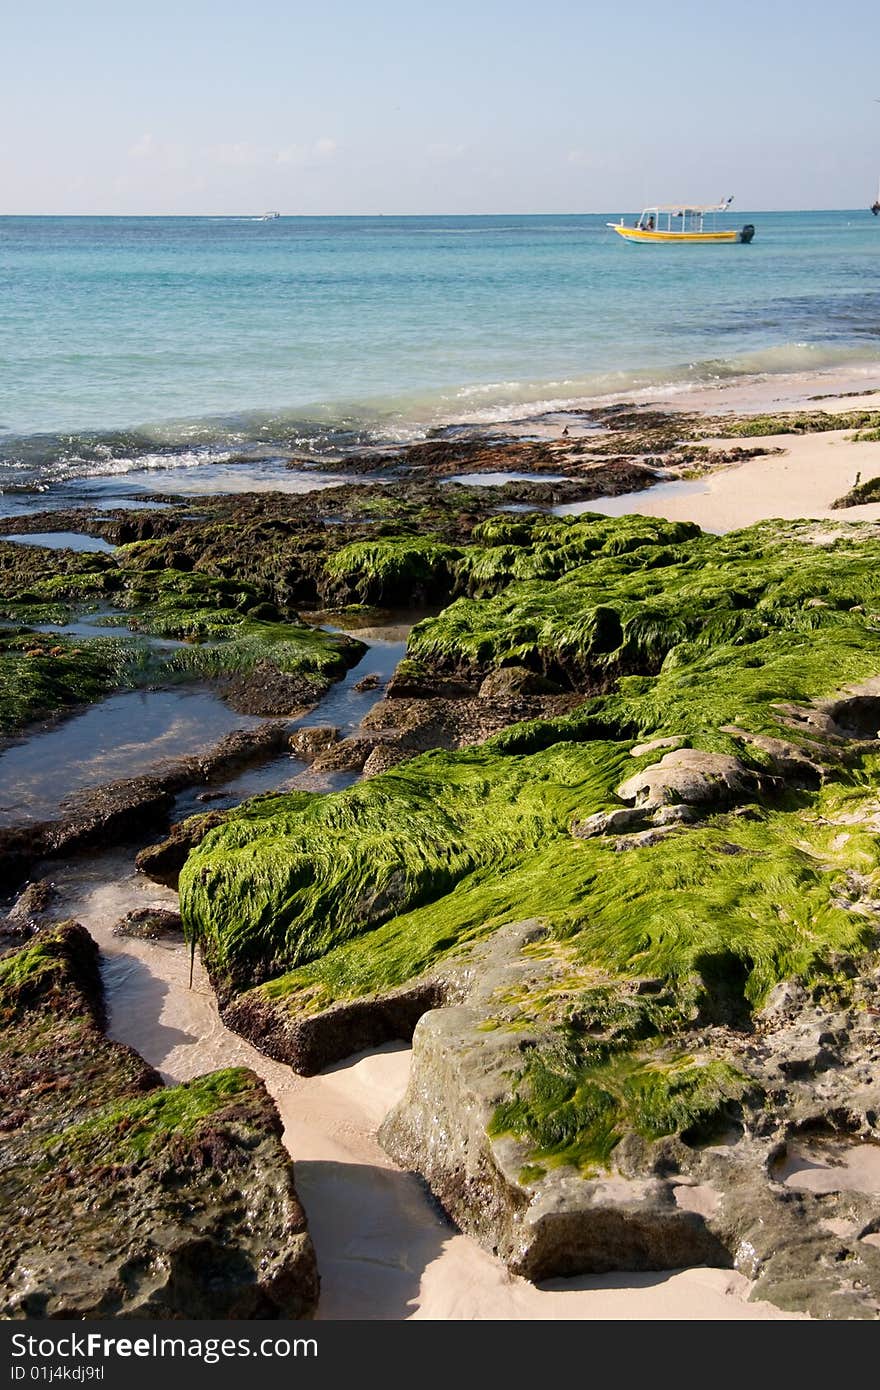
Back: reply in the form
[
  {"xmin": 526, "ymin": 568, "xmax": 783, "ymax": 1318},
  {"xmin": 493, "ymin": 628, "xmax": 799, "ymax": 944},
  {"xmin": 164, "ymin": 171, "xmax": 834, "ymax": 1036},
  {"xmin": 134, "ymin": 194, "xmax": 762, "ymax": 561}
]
[{"xmin": 4, "ymin": 0, "xmax": 879, "ymax": 213}]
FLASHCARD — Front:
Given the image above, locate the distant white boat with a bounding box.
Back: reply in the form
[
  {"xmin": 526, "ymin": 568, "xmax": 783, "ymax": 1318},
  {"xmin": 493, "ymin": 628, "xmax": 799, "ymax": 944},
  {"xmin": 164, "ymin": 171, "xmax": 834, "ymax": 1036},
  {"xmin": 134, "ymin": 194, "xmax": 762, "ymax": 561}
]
[{"xmin": 259, "ymin": 210, "xmax": 281, "ymax": 221}]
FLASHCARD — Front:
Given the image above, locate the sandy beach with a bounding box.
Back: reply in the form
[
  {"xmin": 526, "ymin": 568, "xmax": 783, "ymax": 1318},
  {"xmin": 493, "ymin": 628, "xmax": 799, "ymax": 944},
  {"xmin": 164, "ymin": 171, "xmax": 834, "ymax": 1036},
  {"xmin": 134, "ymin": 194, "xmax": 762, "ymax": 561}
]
[{"xmin": 587, "ymin": 377, "xmax": 880, "ymax": 533}]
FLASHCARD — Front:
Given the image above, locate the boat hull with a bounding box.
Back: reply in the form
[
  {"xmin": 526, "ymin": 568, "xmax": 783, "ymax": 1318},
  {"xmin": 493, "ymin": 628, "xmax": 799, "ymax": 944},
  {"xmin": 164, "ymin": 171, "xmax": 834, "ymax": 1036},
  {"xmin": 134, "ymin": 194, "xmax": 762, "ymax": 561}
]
[{"xmin": 609, "ymin": 225, "xmax": 746, "ymax": 244}]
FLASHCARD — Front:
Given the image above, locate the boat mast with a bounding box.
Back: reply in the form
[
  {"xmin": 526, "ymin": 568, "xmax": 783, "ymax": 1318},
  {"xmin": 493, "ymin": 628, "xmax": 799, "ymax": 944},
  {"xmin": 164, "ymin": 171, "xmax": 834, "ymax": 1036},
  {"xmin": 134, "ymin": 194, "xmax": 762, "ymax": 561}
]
[{"xmin": 867, "ymin": 100, "xmax": 873, "ymax": 212}]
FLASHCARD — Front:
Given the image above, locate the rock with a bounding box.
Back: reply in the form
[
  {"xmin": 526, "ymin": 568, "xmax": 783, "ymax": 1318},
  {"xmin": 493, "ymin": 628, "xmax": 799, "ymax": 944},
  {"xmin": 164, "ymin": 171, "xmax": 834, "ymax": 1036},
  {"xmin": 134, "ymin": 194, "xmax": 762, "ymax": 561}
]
[
  {"xmin": 224, "ymin": 662, "xmax": 328, "ymax": 716},
  {"xmin": 376, "ymin": 922, "xmax": 880, "ymax": 1313},
  {"xmin": 378, "ymin": 923, "xmax": 731, "ymax": 1279},
  {"xmin": 756, "ymin": 980, "xmax": 808, "ymax": 1021},
  {"xmin": 0, "ymin": 723, "xmax": 293, "ymax": 894},
  {"xmin": 721, "ymin": 726, "xmax": 824, "ymax": 787},
  {"xmin": 630, "ymin": 735, "xmax": 686, "ymax": 758},
  {"xmin": 245, "ymin": 600, "xmax": 282, "ymax": 622},
  {"xmin": 571, "ymin": 807, "xmax": 647, "ymax": 838},
  {"xmin": 289, "ymin": 725, "xmax": 340, "ymax": 761},
  {"xmin": 353, "ymin": 672, "xmax": 382, "ymax": 692},
  {"xmin": 362, "ymin": 692, "xmax": 581, "ymax": 761},
  {"xmin": 0, "ymin": 923, "xmax": 319, "ymax": 1319},
  {"xmin": 612, "ymin": 827, "xmax": 677, "ymax": 851},
  {"xmin": 6, "ymin": 878, "xmax": 57, "ymax": 922},
  {"xmin": 478, "ymin": 666, "xmax": 562, "ymax": 699},
  {"xmin": 361, "ymin": 743, "xmax": 409, "ymax": 777},
  {"xmin": 311, "ymin": 738, "xmax": 376, "ymax": 773},
  {"xmin": 0, "ymin": 779, "xmax": 177, "ymax": 897},
  {"xmin": 386, "ymin": 666, "xmax": 478, "ymax": 699},
  {"xmin": 616, "ymin": 749, "xmax": 774, "ymax": 812},
  {"xmin": 1, "ymin": 879, "xmax": 59, "ymax": 946},
  {"xmin": 111, "ymin": 906, "xmax": 184, "ymax": 940},
  {"xmin": 135, "ymin": 812, "xmax": 228, "ymax": 890},
  {"xmin": 194, "ymin": 721, "xmax": 294, "ymax": 779},
  {"xmin": 225, "ymin": 979, "xmax": 450, "ymax": 1077},
  {"xmin": 652, "ymin": 804, "xmax": 703, "ymax": 826}
]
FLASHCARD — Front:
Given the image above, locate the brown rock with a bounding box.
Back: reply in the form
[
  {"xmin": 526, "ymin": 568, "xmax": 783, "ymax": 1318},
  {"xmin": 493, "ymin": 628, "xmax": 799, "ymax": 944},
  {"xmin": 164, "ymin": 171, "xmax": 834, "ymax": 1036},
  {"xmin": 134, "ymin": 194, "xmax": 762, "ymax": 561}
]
[
  {"xmin": 0, "ymin": 922, "xmax": 319, "ymax": 1319},
  {"xmin": 135, "ymin": 811, "xmax": 228, "ymax": 889}
]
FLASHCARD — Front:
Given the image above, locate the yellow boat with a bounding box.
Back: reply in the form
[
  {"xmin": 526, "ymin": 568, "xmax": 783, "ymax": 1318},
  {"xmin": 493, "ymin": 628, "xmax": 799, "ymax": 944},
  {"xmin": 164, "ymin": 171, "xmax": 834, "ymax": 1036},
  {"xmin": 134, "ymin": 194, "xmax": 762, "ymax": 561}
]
[{"xmin": 607, "ymin": 199, "xmax": 755, "ymax": 244}]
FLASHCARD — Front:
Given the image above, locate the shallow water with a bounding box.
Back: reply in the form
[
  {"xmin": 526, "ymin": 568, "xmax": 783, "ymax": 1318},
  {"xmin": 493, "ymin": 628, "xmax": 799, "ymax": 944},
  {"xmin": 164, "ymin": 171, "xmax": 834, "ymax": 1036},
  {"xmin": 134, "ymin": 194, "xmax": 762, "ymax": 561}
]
[
  {"xmin": 4, "ymin": 531, "xmax": 117, "ymax": 553},
  {"xmin": 444, "ymin": 471, "xmax": 567, "ymax": 486},
  {"xmin": 28, "ymin": 614, "xmax": 188, "ymax": 650},
  {"xmin": 171, "ymin": 623, "xmax": 410, "ymax": 816},
  {"xmin": 109, "ymin": 461, "xmax": 351, "ymax": 498},
  {"xmin": 4, "ymin": 213, "xmax": 880, "ymax": 513},
  {"xmin": 0, "ymin": 688, "xmax": 263, "ymax": 824}
]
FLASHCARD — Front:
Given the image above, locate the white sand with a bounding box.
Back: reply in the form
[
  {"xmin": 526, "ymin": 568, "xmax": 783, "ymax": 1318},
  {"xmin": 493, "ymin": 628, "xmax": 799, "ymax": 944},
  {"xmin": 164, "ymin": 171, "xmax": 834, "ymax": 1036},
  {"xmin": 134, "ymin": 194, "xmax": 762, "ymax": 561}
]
[
  {"xmin": 611, "ymin": 425, "xmax": 878, "ymax": 533},
  {"xmin": 566, "ymin": 427, "xmax": 880, "ymax": 534},
  {"xmin": 625, "ymin": 373, "xmax": 880, "ymax": 532},
  {"xmin": 45, "ymin": 850, "xmax": 798, "ymax": 1322}
]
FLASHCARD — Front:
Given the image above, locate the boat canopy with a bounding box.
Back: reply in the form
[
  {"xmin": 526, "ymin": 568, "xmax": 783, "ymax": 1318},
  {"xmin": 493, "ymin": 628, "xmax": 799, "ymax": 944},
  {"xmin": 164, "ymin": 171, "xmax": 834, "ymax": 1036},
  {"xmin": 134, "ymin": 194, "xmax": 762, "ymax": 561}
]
[{"xmin": 641, "ymin": 200, "xmax": 733, "ymax": 216}]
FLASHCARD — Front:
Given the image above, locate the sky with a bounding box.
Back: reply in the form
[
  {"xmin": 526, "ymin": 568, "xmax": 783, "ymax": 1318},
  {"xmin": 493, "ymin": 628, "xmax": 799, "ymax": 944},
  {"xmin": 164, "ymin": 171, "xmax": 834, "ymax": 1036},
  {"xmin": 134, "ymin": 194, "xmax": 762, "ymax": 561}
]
[{"xmin": 3, "ymin": 0, "xmax": 879, "ymax": 214}]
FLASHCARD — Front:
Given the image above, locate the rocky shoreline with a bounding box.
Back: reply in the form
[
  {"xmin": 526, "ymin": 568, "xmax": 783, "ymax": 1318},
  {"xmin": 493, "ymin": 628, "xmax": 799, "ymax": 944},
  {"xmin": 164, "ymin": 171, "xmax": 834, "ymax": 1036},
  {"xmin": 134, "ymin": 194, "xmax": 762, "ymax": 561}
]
[
  {"xmin": 4, "ymin": 399, "xmax": 880, "ymax": 1319},
  {"xmin": 0, "ymin": 921, "xmax": 318, "ymax": 1318}
]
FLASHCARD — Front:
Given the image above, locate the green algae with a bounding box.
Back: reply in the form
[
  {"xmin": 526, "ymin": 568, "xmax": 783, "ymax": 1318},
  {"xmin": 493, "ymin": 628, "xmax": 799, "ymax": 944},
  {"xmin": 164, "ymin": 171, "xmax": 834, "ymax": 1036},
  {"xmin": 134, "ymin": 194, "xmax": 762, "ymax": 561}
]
[
  {"xmin": 0, "ymin": 934, "xmax": 65, "ymax": 1006},
  {"xmin": 409, "ymin": 517, "xmax": 880, "ymax": 688},
  {"xmin": 42, "ymin": 1067, "xmax": 255, "ymax": 1169},
  {"xmin": 182, "ymin": 516, "xmax": 880, "ymax": 1013},
  {"xmin": 324, "ymin": 536, "xmax": 463, "ymax": 604},
  {"xmin": 716, "ymin": 410, "xmax": 880, "ymax": 438},
  {"xmin": 0, "ymin": 550, "xmax": 363, "ymax": 733},
  {"xmin": 0, "ymin": 631, "xmax": 152, "ymax": 735},
  {"xmin": 158, "ymin": 619, "xmax": 362, "ymax": 685},
  {"xmin": 489, "ymin": 1050, "xmax": 751, "ymax": 1173},
  {"xmin": 182, "ymin": 732, "xmax": 654, "ymax": 987}
]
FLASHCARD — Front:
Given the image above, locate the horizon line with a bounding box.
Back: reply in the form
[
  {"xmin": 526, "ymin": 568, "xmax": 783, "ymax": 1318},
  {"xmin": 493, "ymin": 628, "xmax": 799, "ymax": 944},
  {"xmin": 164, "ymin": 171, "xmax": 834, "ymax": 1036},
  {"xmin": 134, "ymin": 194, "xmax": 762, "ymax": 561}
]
[{"xmin": 0, "ymin": 206, "xmax": 874, "ymax": 219}]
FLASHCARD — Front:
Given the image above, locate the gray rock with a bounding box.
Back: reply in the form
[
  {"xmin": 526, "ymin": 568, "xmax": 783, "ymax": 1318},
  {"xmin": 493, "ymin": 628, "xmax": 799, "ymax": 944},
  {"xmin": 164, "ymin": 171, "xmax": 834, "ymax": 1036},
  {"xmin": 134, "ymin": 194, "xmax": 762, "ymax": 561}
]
[
  {"xmin": 571, "ymin": 807, "xmax": 647, "ymax": 838},
  {"xmin": 721, "ymin": 726, "xmax": 824, "ymax": 787},
  {"xmin": 289, "ymin": 725, "xmax": 340, "ymax": 761},
  {"xmin": 312, "ymin": 737, "xmax": 376, "ymax": 773},
  {"xmin": 111, "ymin": 906, "xmax": 184, "ymax": 940},
  {"xmin": 629, "ymin": 735, "xmax": 686, "ymax": 758},
  {"xmin": 375, "ymin": 922, "xmax": 880, "ymax": 1315},
  {"xmin": 0, "ymin": 923, "xmax": 319, "ymax": 1320},
  {"xmin": 617, "ymin": 748, "xmax": 773, "ymax": 812}
]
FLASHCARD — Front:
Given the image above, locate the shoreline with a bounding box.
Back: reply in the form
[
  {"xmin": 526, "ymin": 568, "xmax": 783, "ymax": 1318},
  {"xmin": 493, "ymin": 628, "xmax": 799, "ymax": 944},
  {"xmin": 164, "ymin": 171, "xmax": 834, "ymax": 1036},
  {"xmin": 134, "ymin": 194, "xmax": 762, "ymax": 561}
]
[{"xmin": 2, "ymin": 355, "xmax": 880, "ymax": 503}]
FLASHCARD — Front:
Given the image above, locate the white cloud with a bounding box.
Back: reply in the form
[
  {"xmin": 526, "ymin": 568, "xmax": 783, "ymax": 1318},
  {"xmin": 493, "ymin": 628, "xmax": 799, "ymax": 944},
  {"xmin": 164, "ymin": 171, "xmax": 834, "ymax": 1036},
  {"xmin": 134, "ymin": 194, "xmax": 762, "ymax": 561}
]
[
  {"xmin": 127, "ymin": 133, "xmax": 189, "ymax": 171},
  {"xmin": 210, "ymin": 140, "xmax": 263, "ymax": 168},
  {"xmin": 128, "ymin": 133, "xmax": 157, "ymax": 160},
  {"xmin": 276, "ymin": 137, "xmax": 339, "ymax": 166},
  {"xmin": 425, "ymin": 141, "xmax": 467, "ymax": 162}
]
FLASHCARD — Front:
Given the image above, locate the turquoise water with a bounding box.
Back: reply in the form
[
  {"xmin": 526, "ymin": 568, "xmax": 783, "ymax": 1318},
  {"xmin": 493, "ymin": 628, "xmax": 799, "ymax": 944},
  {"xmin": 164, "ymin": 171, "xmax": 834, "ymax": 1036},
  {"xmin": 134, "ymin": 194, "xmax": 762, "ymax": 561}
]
[{"xmin": 1, "ymin": 211, "xmax": 879, "ymax": 499}]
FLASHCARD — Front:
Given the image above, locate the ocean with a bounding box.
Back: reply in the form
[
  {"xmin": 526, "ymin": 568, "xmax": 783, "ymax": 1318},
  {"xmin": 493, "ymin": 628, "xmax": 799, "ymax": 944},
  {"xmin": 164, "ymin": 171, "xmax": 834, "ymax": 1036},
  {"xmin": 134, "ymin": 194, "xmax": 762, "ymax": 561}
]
[{"xmin": 2, "ymin": 210, "xmax": 879, "ymax": 514}]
